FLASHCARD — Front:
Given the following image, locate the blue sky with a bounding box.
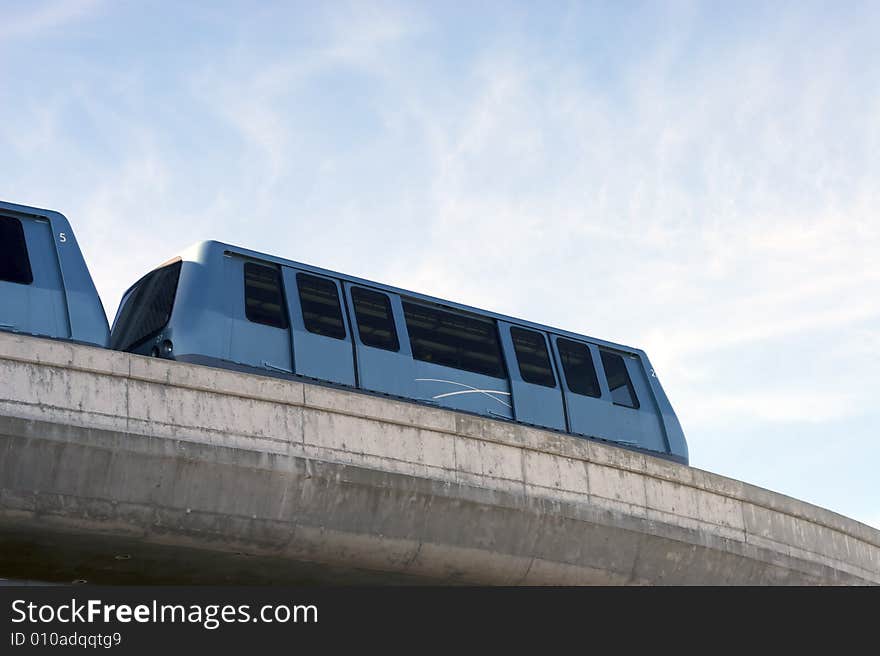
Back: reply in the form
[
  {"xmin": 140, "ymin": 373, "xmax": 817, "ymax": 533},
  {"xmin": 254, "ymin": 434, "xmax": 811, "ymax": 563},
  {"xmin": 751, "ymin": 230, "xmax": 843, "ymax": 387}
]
[{"xmin": 1, "ymin": 1, "xmax": 878, "ymax": 529}]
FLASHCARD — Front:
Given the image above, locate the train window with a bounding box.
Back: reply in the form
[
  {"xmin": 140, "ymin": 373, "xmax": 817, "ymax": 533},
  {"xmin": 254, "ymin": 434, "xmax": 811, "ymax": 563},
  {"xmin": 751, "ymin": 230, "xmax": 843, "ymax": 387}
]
[
  {"xmin": 556, "ymin": 338, "xmax": 601, "ymax": 398},
  {"xmin": 0, "ymin": 216, "xmax": 33, "ymax": 285},
  {"xmin": 352, "ymin": 287, "xmax": 399, "ymax": 352},
  {"xmin": 600, "ymin": 350, "xmax": 640, "ymax": 409},
  {"xmin": 297, "ymin": 273, "xmax": 346, "ymax": 340},
  {"xmin": 510, "ymin": 327, "xmax": 556, "ymax": 387},
  {"xmin": 403, "ymin": 301, "xmax": 505, "ymax": 379},
  {"xmin": 244, "ymin": 263, "xmax": 288, "ymax": 329},
  {"xmin": 111, "ymin": 260, "xmax": 182, "ymax": 351}
]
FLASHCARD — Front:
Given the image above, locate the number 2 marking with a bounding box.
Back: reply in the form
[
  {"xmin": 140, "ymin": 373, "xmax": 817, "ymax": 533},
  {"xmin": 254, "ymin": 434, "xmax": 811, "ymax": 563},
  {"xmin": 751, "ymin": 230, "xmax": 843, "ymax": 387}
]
[{"xmin": 650, "ymin": 368, "xmax": 657, "ymax": 378}]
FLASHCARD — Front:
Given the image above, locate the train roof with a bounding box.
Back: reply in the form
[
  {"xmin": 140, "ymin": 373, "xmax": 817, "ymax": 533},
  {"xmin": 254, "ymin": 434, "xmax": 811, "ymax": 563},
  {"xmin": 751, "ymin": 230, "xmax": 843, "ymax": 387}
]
[
  {"xmin": 175, "ymin": 240, "xmax": 649, "ymax": 359},
  {"xmin": 0, "ymin": 199, "xmax": 75, "ymax": 233}
]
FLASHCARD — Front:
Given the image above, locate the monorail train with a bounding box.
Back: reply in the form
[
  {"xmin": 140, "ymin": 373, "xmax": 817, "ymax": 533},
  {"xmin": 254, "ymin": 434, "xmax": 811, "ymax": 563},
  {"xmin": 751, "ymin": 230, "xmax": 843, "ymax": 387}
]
[
  {"xmin": 109, "ymin": 241, "xmax": 689, "ymax": 464},
  {"xmin": 0, "ymin": 200, "xmax": 109, "ymax": 347}
]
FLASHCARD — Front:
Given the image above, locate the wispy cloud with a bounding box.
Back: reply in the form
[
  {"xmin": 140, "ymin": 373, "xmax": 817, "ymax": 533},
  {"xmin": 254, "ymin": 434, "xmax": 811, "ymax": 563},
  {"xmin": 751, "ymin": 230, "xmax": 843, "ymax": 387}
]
[{"xmin": 0, "ymin": 0, "xmax": 102, "ymax": 41}]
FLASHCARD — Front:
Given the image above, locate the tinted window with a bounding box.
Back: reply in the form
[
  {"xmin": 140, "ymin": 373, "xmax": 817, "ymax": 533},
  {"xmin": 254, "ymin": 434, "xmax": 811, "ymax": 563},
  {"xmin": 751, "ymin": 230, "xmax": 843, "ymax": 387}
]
[
  {"xmin": 297, "ymin": 273, "xmax": 346, "ymax": 340},
  {"xmin": 403, "ymin": 301, "xmax": 505, "ymax": 379},
  {"xmin": 511, "ymin": 327, "xmax": 555, "ymax": 387},
  {"xmin": 0, "ymin": 216, "xmax": 33, "ymax": 285},
  {"xmin": 557, "ymin": 338, "xmax": 601, "ymax": 398},
  {"xmin": 111, "ymin": 261, "xmax": 182, "ymax": 351},
  {"xmin": 245, "ymin": 262, "xmax": 288, "ymax": 328},
  {"xmin": 352, "ymin": 287, "xmax": 399, "ymax": 351},
  {"xmin": 600, "ymin": 350, "xmax": 640, "ymax": 409}
]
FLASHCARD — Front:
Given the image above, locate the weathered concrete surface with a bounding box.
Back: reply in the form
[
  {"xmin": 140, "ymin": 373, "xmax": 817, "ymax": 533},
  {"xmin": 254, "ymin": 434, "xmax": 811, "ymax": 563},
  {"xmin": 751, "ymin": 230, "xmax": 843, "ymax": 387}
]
[{"xmin": 0, "ymin": 332, "xmax": 877, "ymax": 585}]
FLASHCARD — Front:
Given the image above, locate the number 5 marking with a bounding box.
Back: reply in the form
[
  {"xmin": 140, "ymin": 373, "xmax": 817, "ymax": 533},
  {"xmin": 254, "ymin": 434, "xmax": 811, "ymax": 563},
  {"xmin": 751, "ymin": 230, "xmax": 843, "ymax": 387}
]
[{"xmin": 59, "ymin": 233, "xmax": 67, "ymax": 243}]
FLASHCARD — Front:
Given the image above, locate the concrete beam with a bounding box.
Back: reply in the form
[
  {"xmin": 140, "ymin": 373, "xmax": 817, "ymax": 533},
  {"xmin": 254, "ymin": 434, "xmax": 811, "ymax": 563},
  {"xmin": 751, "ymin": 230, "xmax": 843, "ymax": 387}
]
[{"xmin": 0, "ymin": 333, "xmax": 877, "ymax": 584}]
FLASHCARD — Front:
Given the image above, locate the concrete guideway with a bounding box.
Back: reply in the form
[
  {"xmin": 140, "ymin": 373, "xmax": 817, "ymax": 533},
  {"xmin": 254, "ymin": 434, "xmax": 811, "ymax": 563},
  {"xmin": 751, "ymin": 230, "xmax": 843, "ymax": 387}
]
[{"xmin": 0, "ymin": 333, "xmax": 877, "ymax": 585}]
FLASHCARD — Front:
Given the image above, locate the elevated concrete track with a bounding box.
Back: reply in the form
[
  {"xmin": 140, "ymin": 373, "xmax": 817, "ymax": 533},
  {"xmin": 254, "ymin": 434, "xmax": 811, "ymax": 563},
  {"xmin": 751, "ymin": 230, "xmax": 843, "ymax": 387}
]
[{"xmin": 0, "ymin": 333, "xmax": 877, "ymax": 584}]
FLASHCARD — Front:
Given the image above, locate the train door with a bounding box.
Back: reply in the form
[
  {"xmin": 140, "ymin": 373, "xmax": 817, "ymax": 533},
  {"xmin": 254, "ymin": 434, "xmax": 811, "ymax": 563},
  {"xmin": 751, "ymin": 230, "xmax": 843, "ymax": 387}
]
[
  {"xmin": 550, "ymin": 336, "xmax": 621, "ymax": 443},
  {"xmin": 498, "ymin": 322, "xmax": 566, "ymax": 431},
  {"xmin": 226, "ymin": 257, "xmax": 293, "ymax": 373},
  {"xmin": 0, "ymin": 213, "xmax": 69, "ymax": 339},
  {"xmin": 282, "ymin": 268, "xmax": 356, "ymax": 386},
  {"xmin": 343, "ymin": 283, "xmax": 414, "ymax": 397}
]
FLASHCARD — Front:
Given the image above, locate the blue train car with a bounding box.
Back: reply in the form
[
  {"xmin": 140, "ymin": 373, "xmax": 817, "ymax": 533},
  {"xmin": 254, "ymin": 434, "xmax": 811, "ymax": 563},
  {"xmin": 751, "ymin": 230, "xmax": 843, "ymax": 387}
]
[
  {"xmin": 111, "ymin": 241, "xmax": 688, "ymax": 464},
  {"xmin": 0, "ymin": 200, "xmax": 109, "ymax": 347}
]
